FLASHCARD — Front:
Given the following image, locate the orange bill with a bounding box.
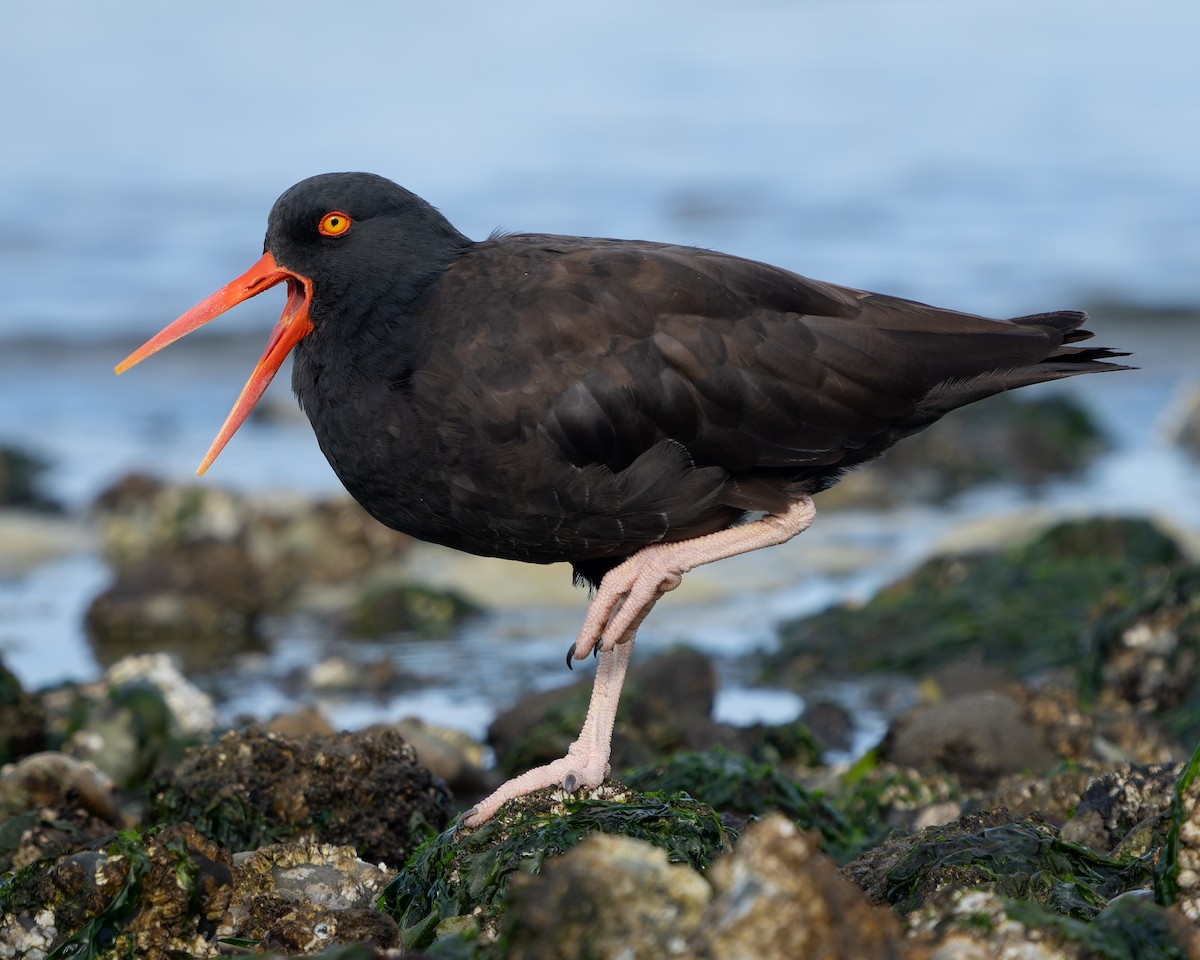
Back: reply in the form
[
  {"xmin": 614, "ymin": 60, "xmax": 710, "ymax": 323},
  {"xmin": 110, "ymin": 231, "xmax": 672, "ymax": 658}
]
[{"xmin": 115, "ymin": 252, "xmax": 314, "ymax": 475}]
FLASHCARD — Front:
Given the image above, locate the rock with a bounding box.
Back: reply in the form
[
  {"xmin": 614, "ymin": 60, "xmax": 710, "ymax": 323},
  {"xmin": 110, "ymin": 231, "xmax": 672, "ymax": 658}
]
[
  {"xmin": 1059, "ymin": 762, "xmax": 1180, "ymax": 856},
  {"xmin": 503, "ymin": 832, "xmax": 711, "ymax": 959},
  {"xmin": 689, "ymin": 813, "xmax": 916, "ymax": 959},
  {"xmin": 0, "ymin": 655, "xmax": 47, "ymax": 765},
  {"xmin": 0, "ymin": 444, "xmax": 60, "ymax": 512},
  {"xmin": 92, "ymin": 474, "xmax": 412, "ymax": 601},
  {"xmin": 346, "ymin": 576, "xmax": 480, "ymax": 638},
  {"xmin": 1084, "ymin": 564, "xmax": 1200, "ymax": 745},
  {"xmin": 384, "ymin": 786, "xmax": 728, "ymax": 952},
  {"xmin": 60, "ymin": 653, "xmax": 216, "ymax": 790},
  {"xmin": 879, "ymin": 690, "xmax": 1056, "ymax": 791},
  {"xmin": 768, "ymin": 516, "xmax": 1186, "ymax": 685},
  {"xmin": 146, "ymin": 727, "xmax": 452, "ymax": 867},
  {"xmin": 225, "ymin": 843, "xmax": 398, "ymax": 951},
  {"xmin": 0, "ymin": 752, "xmax": 123, "ymax": 872},
  {"xmin": 843, "ymin": 807, "xmax": 1153, "ymax": 919},
  {"xmin": 266, "ymin": 705, "xmax": 338, "ymax": 738},
  {"xmin": 83, "ymin": 537, "xmax": 271, "ymax": 672},
  {"xmin": 0, "ymin": 823, "xmax": 233, "ymax": 960},
  {"xmin": 0, "ymin": 752, "xmax": 119, "ymax": 823},
  {"xmin": 390, "ymin": 717, "xmax": 494, "ymax": 801}
]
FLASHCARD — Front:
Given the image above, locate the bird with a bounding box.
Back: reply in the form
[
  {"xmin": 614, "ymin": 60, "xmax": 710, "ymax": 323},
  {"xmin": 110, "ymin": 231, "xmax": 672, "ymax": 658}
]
[{"xmin": 116, "ymin": 172, "xmax": 1129, "ymax": 827}]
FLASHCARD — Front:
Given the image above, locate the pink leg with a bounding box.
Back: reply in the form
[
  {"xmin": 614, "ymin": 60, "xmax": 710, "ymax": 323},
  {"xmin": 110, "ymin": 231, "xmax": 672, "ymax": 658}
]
[
  {"xmin": 571, "ymin": 496, "xmax": 817, "ymax": 659},
  {"xmin": 464, "ymin": 639, "xmax": 633, "ymax": 827},
  {"xmin": 463, "ymin": 495, "xmax": 816, "ymax": 827}
]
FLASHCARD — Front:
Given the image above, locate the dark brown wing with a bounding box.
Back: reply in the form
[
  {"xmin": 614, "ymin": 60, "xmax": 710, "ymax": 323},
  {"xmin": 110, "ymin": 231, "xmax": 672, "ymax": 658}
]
[{"xmin": 344, "ymin": 235, "xmax": 1126, "ymax": 572}]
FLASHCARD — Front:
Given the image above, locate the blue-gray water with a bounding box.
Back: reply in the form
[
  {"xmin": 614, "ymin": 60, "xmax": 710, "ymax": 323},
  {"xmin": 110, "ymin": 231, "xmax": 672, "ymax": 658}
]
[{"xmin": 1, "ymin": 1, "xmax": 1198, "ymax": 740}]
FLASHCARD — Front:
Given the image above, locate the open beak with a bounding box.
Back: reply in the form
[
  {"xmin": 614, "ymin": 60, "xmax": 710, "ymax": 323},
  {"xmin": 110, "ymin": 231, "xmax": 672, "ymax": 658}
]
[{"xmin": 115, "ymin": 252, "xmax": 315, "ymax": 475}]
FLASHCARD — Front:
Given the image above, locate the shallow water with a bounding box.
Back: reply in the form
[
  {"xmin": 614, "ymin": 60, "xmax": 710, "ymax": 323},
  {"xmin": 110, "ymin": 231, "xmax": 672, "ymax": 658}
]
[{"xmin": 1, "ymin": 0, "xmax": 1198, "ymax": 742}]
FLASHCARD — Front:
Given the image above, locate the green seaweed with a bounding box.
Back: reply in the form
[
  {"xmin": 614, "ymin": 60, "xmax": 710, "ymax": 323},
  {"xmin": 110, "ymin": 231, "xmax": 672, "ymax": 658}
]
[
  {"xmin": 768, "ymin": 517, "xmax": 1184, "ymax": 682},
  {"xmin": 622, "ymin": 747, "xmax": 853, "ymax": 851},
  {"xmin": 887, "ymin": 818, "xmax": 1154, "ymax": 919},
  {"xmin": 382, "ymin": 790, "xmax": 728, "ymax": 952},
  {"xmin": 1007, "ymin": 894, "xmax": 1191, "ymax": 960},
  {"xmin": 1155, "ymin": 737, "xmax": 1200, "ymax": 906}
]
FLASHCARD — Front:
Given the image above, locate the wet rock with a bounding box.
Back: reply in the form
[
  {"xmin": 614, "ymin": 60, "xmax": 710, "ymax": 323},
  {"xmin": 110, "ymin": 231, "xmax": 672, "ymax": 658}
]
[
  {"xmin": 1085, "ymin": 564, "xmax": 1200, "ymax": 745},
  {"xmin": 146, "ymin": 726, "xmax": 452, "ymax": 867},
  {"xmin": 93, "ymin": 473, "xmax": 412, "ymax": 601},
  {"xmin": 0, "ymin": 752, "xmax": 122, "ymax": 872},
  {"xmin": 823, "ymin": 759, "xmax": 963, "ymax": 861},
  {"xmin": 768, "ymin": 516, "xmax": 1186, "ymax": 685},
  {"xmin": 390, "ymin": 717, "xmax": 494, "ymax": 802},
  {"xmin": 347, "ymin": 576, "xmax": 480, "ymax": 638},
  {"xmin": 266, "ymin": 705, "xmax": 338, "ymax": 738},
  {"xmin": 384, "ymin": 785, "xmax": 727, "ymax": 951},
  {"xmin": 817, "ymin": 391, "xmax": 1107, "ymax": 509},
  {"xmin": 225, "ymin": 843, "xmax": 398, "ymax": 951},
  {"xmin": 297, "ymin": 654, "xmax": 420, "ymax": 697},
  {"xmin": 0, "ymin": 752, "xmax": 119, "ymax": 823},
  {"xmin": 689, "ymin": 813, "xmax": 916, "ymax": 959},
  {"xmin": 61, "ymin": 653, "xmax": 216, "ymax": 790},
  {"xmin": 0, "ymin": 655, "xmax": 47, "ymax": 765},
  {"xmin": 0, "ymin": 823, "xmax": 234, "ymax": 960},
  {"xmin": 0, "ymin": 443, "xmax": 60, "ymax": 512},
  {"xmin": 912, "ymin": 886, "xmax": 1198, "ymax": 959},
  {"xmin": 84, "ymin": 537, "xmax": 271, "ymax": 672},
  {"xmin": 503, "ymin": 832, "xmax": 711, "ymax": 960},
  {"xmin": 879, "ymin": 690, "xmax": 1056, "ymax": 791},
  {"xmin": 1059, "ymin": 762, "xmax": 1180, "ymax": 855}
]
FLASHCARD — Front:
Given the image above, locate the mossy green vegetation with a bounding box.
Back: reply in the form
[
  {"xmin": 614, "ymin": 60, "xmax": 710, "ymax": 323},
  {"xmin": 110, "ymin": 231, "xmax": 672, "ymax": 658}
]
[
  {"xmin": 383, "ymin": 789, "xmax": 728, "ymax": 952},
  {"xmin": 769, "ymin": 517, "xmax": 1185, "ymax": 682}
]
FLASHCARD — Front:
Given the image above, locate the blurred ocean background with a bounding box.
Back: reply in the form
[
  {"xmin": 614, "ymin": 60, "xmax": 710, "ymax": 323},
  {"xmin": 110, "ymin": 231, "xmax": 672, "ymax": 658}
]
[{"xmin": 1, "ymin": 0, "xmax": 1198, "ymax": 741}]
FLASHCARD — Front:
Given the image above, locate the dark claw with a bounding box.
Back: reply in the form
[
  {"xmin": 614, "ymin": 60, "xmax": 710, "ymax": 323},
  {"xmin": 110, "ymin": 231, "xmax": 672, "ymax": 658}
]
[{"xmin": 565, "ymin": 642, "xmax": 576, "ymax": 669}]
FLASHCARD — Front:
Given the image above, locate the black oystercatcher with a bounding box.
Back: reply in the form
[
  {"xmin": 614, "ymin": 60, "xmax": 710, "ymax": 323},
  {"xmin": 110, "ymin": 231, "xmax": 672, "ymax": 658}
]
[{"xmin": 116, "ymin": 172, "xmax": 1129, "ymax": 826}]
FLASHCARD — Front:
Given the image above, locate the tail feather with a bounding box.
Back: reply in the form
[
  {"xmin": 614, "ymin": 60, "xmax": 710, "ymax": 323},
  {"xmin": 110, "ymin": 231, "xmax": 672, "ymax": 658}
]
[{"xmin": 917, "ymin": 310, "xmax": 1133, "ymax": 416}]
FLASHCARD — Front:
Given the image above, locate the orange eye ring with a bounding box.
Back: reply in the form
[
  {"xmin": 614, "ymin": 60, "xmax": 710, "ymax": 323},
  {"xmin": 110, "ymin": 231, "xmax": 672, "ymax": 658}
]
[{"xmin": 318, "ymin": 211, "xmax": 352, "ymax": 237}]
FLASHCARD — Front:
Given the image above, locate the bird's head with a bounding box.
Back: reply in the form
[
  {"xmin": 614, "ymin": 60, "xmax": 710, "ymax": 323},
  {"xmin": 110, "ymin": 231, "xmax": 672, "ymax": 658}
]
[{"xmin": 115, "ymin": 172, "xmax": 466, "ymax": 475}]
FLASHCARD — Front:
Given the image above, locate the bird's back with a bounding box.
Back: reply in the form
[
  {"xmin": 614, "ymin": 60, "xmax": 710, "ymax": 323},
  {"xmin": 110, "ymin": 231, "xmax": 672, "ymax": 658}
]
[{"xmin": 297, "ymin": 233, "xmax": 1128, "ymax": 578}]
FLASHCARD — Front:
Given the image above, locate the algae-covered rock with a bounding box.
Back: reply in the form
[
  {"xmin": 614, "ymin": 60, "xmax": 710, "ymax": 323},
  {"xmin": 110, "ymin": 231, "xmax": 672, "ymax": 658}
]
[
  {"xmin": 347, "ymin": 577, "xmax": 480, "ymax": 638},
  {"xmin": 383, "ymin": 785, "xmax": 728, "ymax": 952},
  {"xmin": 768, "ymin": 516, "xmax": 1186, "ymax": 683},
  {"xmin": 844, "ymin": 806, "xmax": 1154, "ymax": 921},
  {"xmin": 502, "ymin": 832, "xmax": 712, "ymax": 960},
  {"xmin": 0, "ymin": 752, "xmax": 123, "ymax": 872},
  {"xmin": 0, "ymin": 824, "xmax": 233, "ymax": 960},
  {"xmin": 1085, "ymin": 564, "xmax": 1200, "ymax": 744},
  {"xmin": 146, "ymin": 727, "xmax": 452, "ymax": 867},
  {"xmin": 622, "ymin": 746, "xmax": 848, "ymax": 839}
]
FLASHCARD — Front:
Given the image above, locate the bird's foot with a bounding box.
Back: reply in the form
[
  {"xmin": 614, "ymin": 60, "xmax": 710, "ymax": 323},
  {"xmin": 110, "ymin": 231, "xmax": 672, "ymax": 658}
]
[
  {"xmin": 465, "ymin": 640, "xmax": 634, "ymax": 828},
  {"xmin": 569, "ymin": 547, "xmax": 685, "ymax": 662},
  {"xmin": 463, "ymin": 741, "xmax": 610, "ymax": 828}
]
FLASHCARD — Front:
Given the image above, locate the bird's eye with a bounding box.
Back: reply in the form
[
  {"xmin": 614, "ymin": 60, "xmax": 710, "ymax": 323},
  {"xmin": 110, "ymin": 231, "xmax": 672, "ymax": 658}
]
[{"xmin": 318, "ymin": 211, "xmax": 352, "ymax": 237}]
